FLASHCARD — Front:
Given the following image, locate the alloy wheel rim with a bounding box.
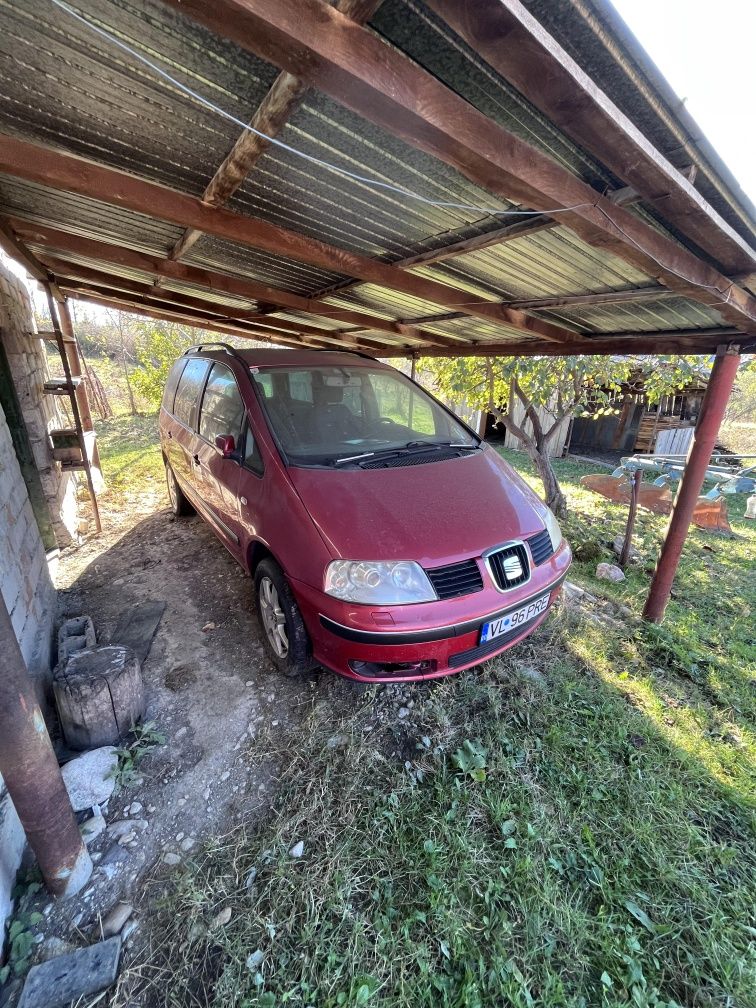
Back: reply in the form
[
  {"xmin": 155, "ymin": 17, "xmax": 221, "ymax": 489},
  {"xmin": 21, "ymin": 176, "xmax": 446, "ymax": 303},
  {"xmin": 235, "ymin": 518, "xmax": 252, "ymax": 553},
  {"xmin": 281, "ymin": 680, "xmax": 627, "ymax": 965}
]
[{"xmin": 259, "ymin": 577, "xmax": 289, "ymax": 658}]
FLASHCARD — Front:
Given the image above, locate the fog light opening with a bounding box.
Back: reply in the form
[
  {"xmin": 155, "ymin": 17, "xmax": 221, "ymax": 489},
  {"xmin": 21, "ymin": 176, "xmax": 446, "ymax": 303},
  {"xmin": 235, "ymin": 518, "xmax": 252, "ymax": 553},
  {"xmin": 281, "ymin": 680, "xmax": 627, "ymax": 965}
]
[{"xmin": 349, "ymin": 659, "xmax": 435, "ymax": 679}]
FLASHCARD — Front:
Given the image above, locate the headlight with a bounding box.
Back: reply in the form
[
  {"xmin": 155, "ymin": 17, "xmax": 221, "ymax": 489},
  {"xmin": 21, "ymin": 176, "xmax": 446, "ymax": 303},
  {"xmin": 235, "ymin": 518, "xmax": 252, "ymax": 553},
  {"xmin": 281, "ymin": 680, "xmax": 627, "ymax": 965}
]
[
  {"xmin": 324, "ymin": 560, "xmax": 436, "ymax": 605},
  {"xmin": 543, "ymin": 507, "xmax": 563, "ymax": 551}
]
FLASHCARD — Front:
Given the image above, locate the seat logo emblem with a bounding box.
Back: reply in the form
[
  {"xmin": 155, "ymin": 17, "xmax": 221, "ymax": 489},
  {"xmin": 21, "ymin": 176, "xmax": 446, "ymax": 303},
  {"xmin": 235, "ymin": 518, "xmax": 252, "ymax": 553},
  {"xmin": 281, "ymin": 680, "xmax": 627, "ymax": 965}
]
[{"xmin": 502, "ymin": 555, "xmax": 523, "ymax": 581}]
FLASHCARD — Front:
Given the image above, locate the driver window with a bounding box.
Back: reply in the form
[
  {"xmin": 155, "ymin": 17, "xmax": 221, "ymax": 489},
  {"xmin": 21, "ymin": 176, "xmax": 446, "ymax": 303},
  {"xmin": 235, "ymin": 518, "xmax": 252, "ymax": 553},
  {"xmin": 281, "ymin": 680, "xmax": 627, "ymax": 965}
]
[
  {"xmin": 370, "ymin": 373, "xmax": 436, "ymax": 436},
  {"xmin": 199, "ymin": 364, "xmax": 245, "ymax": 445}
]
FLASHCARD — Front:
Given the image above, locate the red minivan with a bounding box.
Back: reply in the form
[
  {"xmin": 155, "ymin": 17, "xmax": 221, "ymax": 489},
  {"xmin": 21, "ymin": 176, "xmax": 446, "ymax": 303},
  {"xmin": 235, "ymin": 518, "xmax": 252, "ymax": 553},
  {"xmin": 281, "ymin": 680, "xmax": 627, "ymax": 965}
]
[{"xmin": 159, "ymin": 344, "xmax": 571, "ymax": 682}]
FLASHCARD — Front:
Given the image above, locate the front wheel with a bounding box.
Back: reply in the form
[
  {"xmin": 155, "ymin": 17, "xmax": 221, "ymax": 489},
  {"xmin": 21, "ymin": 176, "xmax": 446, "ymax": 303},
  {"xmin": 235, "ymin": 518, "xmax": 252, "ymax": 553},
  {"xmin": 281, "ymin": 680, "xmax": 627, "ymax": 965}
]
[{"xmin": 254, "ymin": 559, "xmax": 314, "ymax": 678}]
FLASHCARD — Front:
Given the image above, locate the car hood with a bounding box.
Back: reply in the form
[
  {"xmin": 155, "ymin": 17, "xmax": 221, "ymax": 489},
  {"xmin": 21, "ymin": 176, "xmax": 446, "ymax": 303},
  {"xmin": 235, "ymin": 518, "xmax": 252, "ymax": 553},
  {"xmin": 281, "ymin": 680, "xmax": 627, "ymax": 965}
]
[{"xmin": 287, "ymin": 447, "xmax": 548, "ymax": 566}]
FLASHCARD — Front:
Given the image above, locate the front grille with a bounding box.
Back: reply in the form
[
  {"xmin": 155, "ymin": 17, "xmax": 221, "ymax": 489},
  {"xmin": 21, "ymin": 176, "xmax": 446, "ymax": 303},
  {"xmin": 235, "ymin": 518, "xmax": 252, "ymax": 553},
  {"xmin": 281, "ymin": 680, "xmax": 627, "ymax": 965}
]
[
  {"xmin": 527, "ymin": 528, "xmax": 554, "ymax": 566},
  {"xmin": 360, "ymin": 448, "xmax": 461, "ymax": 469},
  {"xmin": 426, "ymin": 558, "xmax": 484, "ymax": 600},
  {"xmin": 487, "ymin": 543, "xmax": 530, "ymax": 590},
  {"xmin": 448, "ymin": 619, "xmax": 538, "ymax": 668}
]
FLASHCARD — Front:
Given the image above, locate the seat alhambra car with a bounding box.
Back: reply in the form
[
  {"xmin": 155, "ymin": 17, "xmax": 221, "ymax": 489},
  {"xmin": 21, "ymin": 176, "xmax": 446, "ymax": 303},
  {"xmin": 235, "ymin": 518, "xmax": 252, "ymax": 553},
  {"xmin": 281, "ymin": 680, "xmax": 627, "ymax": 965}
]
[{"xmin": 159, "ymin": 344, "xmax": 571, "ymax": 682}]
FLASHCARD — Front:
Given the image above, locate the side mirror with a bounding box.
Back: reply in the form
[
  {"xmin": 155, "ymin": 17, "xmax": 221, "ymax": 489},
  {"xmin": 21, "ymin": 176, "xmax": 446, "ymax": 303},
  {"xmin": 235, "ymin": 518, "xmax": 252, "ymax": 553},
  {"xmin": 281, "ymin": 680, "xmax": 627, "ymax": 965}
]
[{"xmin": 214, "ymin": 434, "xmax": 236, "ymax": 458}]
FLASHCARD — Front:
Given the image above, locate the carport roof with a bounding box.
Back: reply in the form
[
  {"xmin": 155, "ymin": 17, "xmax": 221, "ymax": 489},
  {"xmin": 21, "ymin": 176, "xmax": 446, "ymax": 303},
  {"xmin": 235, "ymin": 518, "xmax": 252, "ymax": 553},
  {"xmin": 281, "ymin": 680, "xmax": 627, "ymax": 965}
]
[{"xmin": 0, "ymin": 0, "xmax": 754, "ymax": 358}]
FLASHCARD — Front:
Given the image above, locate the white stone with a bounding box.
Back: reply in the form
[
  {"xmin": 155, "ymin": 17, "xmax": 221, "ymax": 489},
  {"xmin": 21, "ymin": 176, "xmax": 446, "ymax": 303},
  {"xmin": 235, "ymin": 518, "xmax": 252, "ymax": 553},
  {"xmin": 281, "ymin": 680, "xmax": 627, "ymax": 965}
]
[
  {"xmin": 596, "ymin": 562, "xmax": 626, "ymax": 583},
  {"xmin": 101, "ymin": 902, "xmax": 133, "ymax": 938},
  {"xmin": 81, "ymin": 814, "xmax": 106, "ymax": 844},
  {"xmin": 162, "ymin": 852, "xmax": 181, "ymax": 866},
  {"xmin": 61, "ymin": 747, "xmax": 119, "ymax": 811},
  {"xmin": 289, "ymin": 841, "xmax": 305, "ymax": 858}
]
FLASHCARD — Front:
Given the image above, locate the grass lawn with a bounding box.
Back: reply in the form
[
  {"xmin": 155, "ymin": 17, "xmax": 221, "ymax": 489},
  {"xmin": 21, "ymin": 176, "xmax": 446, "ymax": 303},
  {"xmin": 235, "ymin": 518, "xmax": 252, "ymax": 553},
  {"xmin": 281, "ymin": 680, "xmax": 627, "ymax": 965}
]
[
  {"xmin": 113, "ymin": 439, "xmax": 755, "ymax": 1008},
  {"xmin": 96, "ymin": 411, "xmax": 163, "ymax": 494}
]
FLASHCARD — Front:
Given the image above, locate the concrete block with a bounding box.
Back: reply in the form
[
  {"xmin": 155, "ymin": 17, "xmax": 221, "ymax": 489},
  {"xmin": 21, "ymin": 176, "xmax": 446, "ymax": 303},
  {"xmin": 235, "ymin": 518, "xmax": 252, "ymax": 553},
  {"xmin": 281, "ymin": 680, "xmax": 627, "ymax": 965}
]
[
  {"xmin": 18, "ymin": 937, "xmax": 122, "ymax": 1008},
  {"xmin": 58, "ymin": 616, "xmax": 96, "ymax": 665}
]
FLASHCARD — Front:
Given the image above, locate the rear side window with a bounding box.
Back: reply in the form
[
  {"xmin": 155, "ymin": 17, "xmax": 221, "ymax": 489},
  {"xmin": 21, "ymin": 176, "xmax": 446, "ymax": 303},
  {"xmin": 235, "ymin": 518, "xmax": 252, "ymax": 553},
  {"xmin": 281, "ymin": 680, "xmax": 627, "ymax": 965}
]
[
  {"xmin": 162, "ymin": 359, "xmax": 186, "ymax": 413},
  {"xmin": 173, "ymin": 359, "xmax": 210, "ymax": 428},
  {"xmin": 199, "ymin": 364, "xmax": 246, "ymax": 444}
]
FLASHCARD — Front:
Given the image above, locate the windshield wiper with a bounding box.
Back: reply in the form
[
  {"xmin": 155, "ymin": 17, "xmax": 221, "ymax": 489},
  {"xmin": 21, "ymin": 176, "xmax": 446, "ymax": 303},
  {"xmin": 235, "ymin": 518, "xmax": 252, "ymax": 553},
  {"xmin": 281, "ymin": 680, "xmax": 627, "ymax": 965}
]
[
  {"xmin": 333, "ymin": 451, "xmax": 376, "ymax": 465},
  {"xmin": 333, "ymin": 440, "xmax": 479, "ymax": 466}
]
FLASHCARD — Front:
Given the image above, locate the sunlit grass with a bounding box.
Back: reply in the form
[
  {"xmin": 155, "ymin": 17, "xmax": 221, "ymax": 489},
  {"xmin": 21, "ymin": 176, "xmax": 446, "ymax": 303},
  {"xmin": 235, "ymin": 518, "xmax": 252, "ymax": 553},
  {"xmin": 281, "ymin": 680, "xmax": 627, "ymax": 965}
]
[{"xmin": 105, "ymin": 431, "xmax": 756, "ymax": 1008}]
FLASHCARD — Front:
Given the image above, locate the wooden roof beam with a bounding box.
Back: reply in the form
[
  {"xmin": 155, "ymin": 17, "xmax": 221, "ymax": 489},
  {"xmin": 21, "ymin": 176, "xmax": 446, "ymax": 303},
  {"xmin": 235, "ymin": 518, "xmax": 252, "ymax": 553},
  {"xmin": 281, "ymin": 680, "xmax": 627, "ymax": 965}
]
[
  {"xmin": 501, "ymin": 286, "xmax": 674, "ymax": 310},
  {"xmin": 425, "ymin": 0, "xmax": 756, "ymax": 276},
  {"xmin": 10, "ymin": 220, "xmax": 459, "ymax": 349},
  {"xmin": 59, "ymin": 285, "xmax": 343, "ymax": 350},
  {"xmin": 0, "ymin": 217, "xmax": 65, "ymax": 300},
  {"xmin": 157, "ymin": 0, "xmax": 756, "ymax": 335},
  {"xmin": 40, "ymin": 256, "xmax": 387, "ymax": 348},
  {"xmin": 0, "ymin": 135, "xmax": 577, "ymax": 343},
  {"xmin": 168, "ymin": 0, "xmax": 384, "ymax": 263},
  {"xmin": 377, "ymin": 330, "xmax": 743, "ymax": 359}
]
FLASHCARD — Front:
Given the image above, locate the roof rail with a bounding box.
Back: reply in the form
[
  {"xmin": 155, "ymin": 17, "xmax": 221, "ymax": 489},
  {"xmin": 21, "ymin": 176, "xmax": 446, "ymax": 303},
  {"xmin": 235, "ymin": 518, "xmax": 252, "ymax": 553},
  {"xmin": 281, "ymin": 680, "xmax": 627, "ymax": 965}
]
[
  {"xmin": 185, "ymin": 342, "xmax": 378, "ymax": 364},
  {"xmin": 184, "ymin": 342, "xmax": 249, "ymax": 367}
]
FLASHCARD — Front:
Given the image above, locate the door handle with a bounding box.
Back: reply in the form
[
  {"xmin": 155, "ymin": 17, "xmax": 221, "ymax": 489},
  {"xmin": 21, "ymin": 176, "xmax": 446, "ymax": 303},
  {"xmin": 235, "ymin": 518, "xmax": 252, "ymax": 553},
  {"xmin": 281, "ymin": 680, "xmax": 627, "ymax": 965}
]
[
  {"xmin": 167, "ymin": 429, "xmax": 173, "ymax": 439},
  {"xmin": 192, "ymin": 453, "xmax": 201, "ymax": 466}
]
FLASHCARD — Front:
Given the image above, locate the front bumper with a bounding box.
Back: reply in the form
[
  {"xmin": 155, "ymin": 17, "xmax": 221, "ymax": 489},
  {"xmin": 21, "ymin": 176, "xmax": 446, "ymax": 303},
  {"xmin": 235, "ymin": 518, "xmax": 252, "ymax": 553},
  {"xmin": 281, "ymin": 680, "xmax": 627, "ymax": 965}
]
[{"xmin": 290, "ymin": 542, "xmax": 571, "ymax": 682}]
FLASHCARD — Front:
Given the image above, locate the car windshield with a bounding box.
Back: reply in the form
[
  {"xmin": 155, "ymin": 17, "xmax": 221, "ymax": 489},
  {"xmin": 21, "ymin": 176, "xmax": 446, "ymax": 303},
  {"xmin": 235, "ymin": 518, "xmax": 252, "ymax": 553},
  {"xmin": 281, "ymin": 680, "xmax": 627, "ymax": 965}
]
[{"xmin": 251, "ymin": 364, "xmax": 478, "ymax": 466}]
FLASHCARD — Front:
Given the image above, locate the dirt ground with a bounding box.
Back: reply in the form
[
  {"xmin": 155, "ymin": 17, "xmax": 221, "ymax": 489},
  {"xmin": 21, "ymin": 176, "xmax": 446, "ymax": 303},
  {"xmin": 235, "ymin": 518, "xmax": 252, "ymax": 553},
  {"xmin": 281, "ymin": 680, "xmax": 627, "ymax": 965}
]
[{"xmin": 23, "ymin": 479, "xmax": 365, "ymax": 984}]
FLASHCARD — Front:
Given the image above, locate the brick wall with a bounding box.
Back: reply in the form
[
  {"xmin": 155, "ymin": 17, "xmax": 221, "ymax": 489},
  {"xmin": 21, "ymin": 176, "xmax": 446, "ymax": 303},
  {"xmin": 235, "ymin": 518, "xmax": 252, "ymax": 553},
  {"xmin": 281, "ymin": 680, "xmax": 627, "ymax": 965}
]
[{"xmin": 0, "ymin": 266, "xmax": 79, "ymax": 546}]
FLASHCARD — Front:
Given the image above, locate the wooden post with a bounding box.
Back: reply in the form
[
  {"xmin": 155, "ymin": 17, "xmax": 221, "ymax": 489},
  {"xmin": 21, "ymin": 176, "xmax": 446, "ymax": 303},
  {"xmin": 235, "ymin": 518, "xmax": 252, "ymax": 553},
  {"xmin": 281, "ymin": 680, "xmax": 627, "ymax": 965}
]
[
  {"xmin": 643, "ymin": 345, "xmax": 741, "ymax": 622},
  {"xmin": 0, "ymin": 594, "xmax": 92, "ymax": 897}
]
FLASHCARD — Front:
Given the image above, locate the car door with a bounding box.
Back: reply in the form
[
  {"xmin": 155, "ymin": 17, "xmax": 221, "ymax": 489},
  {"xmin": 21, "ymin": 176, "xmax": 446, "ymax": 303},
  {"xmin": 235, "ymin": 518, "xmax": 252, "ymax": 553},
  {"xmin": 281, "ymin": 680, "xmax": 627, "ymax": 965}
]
[
  {"xmin": 168, "ymin": 358, "xmax": 211, "ymax": 495},
  {"xmin": 194, "ymin": 362, "xmax": 247, "ymax": 556}
]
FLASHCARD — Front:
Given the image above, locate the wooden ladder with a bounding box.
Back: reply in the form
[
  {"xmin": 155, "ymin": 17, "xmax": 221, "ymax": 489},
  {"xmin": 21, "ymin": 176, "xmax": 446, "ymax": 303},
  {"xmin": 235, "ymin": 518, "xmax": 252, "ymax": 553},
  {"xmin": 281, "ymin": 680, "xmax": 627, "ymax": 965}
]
[{"xmin": 41, "ymin": 288, "xmax": 102, "ymax": 533}]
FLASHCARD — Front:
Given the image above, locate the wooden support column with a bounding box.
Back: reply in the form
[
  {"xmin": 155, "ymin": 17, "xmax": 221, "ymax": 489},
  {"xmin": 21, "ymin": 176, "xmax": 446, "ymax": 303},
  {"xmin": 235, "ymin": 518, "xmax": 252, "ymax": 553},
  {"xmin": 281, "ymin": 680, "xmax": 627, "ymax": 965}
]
[
  {"xmin": 56, "ymin": 301, "xmax": 100, "ymax": 469},
  {"xmin": 0, "ymin": 595, "xmax": 92, "ymax": 897},
  {"xmin": 643, "ymin": 344, "xmax": 741, "ymax": 622}
]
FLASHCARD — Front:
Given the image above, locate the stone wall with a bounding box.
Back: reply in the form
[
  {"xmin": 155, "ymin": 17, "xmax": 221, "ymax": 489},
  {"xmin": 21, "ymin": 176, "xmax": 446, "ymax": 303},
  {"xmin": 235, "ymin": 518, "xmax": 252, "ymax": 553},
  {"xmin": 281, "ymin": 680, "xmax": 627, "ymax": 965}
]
[{"xmin": 0, "ymin": 266, "xmax": 79, "ymax": 546}]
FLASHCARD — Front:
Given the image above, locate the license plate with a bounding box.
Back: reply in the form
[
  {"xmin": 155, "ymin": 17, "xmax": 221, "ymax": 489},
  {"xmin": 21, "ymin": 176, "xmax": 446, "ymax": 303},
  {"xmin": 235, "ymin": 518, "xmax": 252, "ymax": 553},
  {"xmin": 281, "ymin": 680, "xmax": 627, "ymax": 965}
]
[{"xmin": 480, "ymin": 593, "xmax": 550, "ymax": 644}]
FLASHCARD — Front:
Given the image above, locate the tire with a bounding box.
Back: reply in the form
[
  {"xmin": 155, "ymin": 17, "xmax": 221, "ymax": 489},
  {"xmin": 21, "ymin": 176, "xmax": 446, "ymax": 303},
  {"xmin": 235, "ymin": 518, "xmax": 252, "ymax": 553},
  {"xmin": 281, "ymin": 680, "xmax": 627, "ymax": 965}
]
[
  {"xmin": 165, "ymin": 462, "xmax": 194, "ymax": 516},
  {"xmin": 254, "ymin": 558, "xmax": 313, "ymax": 678}
]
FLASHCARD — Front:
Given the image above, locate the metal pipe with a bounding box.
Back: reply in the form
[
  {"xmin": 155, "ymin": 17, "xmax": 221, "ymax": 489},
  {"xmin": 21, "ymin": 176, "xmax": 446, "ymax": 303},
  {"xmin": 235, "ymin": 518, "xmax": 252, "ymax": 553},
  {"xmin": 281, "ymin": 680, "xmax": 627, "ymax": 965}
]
[
  {"xmin": 643, "ymin": 344, "xmax": 741, "ymax": 622},
  {"xmin": 0, "ymin": 594, "xmax": 92, "ymax": 897},
  {"xmin": 620, "ymin": 469, "xmax": 641, "ymax": 569}
]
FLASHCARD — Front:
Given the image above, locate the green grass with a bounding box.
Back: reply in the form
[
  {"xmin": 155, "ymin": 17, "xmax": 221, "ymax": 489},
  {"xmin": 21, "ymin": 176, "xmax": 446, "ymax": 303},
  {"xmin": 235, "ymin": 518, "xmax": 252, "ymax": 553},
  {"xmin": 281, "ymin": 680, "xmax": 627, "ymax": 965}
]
[
  {"xmin": 114, "ymin": 443, "xmax": 756, "ymax": 1008},
  {"xmin": 96, "ymin": 411, "xmax": 164, "ymax": 493}
]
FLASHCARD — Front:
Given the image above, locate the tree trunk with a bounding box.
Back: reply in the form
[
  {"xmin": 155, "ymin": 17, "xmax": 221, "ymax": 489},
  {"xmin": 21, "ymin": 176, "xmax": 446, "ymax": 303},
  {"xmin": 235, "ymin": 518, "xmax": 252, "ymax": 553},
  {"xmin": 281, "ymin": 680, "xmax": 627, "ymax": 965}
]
[
  {"xmin": 122, "ymin": 352, "xmax": 137, "ymax": 415},
  {"xmin": 529, "ymin": 445, "xmax": 567, "ymax": 518}
]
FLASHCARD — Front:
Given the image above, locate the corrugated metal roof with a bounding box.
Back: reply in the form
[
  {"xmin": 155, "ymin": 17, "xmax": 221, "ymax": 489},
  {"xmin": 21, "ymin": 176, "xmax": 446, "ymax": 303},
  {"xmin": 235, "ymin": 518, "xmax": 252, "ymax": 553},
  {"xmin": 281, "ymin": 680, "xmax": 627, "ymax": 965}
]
[
  {"xmin": 522, "ymin": 0, "xmax": 756, "ymax": 245},
  {"xmin": 0, "ymin": 0, "xmax": 746, "ymax": 356}
]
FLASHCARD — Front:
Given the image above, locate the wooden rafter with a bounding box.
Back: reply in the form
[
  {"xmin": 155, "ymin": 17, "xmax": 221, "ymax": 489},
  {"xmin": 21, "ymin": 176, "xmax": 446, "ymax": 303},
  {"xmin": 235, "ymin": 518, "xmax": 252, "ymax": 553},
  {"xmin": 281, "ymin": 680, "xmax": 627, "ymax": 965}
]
[
  {"xmin": 425, "ymin": 0, "xmax": 756, "ymax": 276},
  {"xmin": 156, "ymin": 0, "xmax": 755, "ymax": 335},
  {"xmin": 9, "ymin": 219, "xmax": 500, "ymax": 351},
  {"xmin": 0, "ymin": 135, "xmax": 578, "ymax": 344},
  {"xmin": 500, "ymin": 287, "xmax": 674, "ymax": 310},
  {"xmin": 60, "ymin": 287, "xmax": 337, "ymax": 350},
  {"xmin": 168, "ymin": 0, "xmax": 384, "ymax": 263},
  {"xmin": 0, "ymin": 216, "xmax": 65, "ymax": 300},
  {"xmin": 41, "ymin": 257, "xmax": 385, "ymax": 349},
  {"xmin": 377, "ymin": 331, "xmax": 740, "ymax": 359}
]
